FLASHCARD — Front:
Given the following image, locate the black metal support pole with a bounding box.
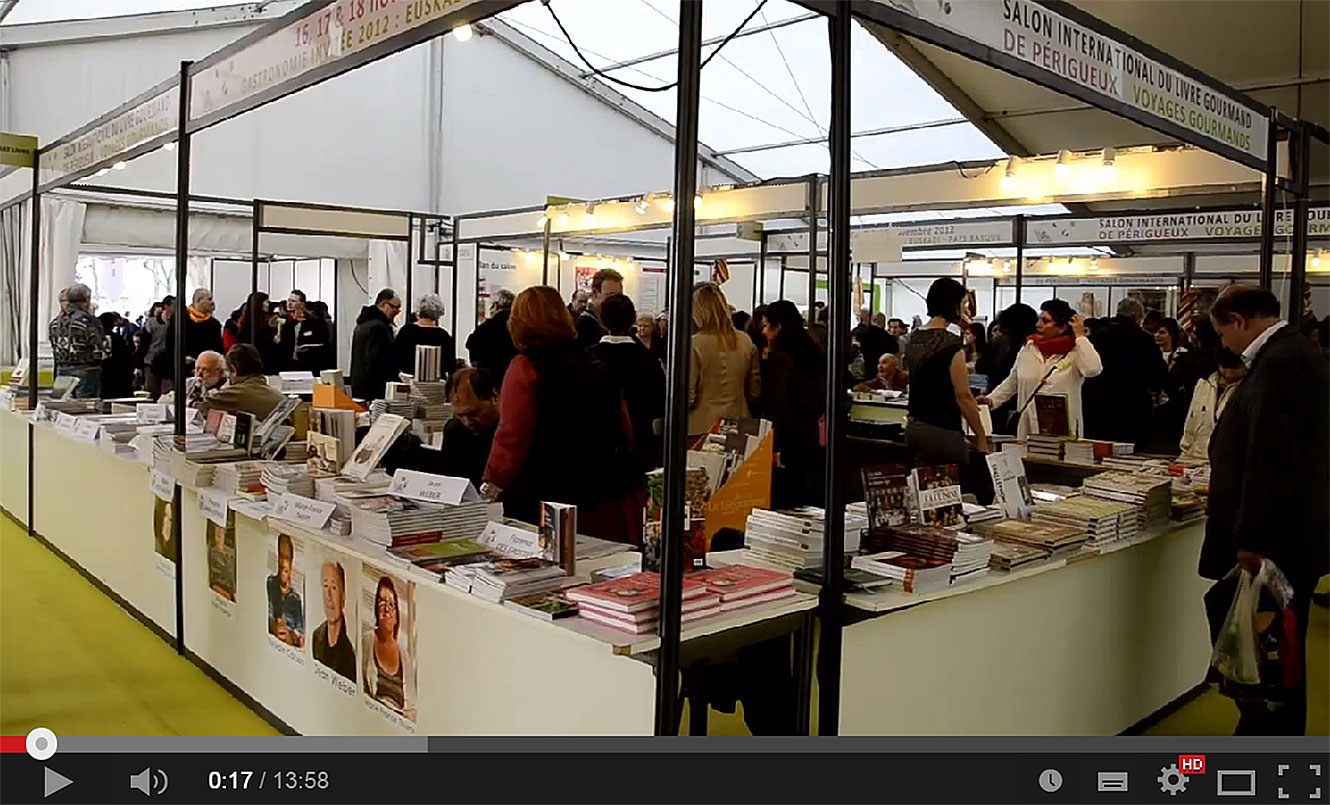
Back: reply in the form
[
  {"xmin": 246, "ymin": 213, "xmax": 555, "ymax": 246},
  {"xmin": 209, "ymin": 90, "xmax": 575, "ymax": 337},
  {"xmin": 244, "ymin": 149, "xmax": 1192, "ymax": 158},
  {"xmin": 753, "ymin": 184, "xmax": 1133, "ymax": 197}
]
[
  {"xmin": 1258, "ymin": 111, "xmax": 1280, "ymax": 290},
  {"xmin": 991, "ymin": 276, "xmax": 998, "ymax": 320},
  {"xmin": 26, "ymin": 149, "xmax": 41, "ymax": 536},
  {"xmin": 171, "ymin": 59, "xmax": 194, "ymax": 656},
  {"xmin": 779, "ymin": 256, "xmax": 787, "ymax": 298},
  {"xmin": 757, "ymin": 233, "xmax": 768, "ymax": 306},
  {"xmin": 541, "ymin": 218, "xmax": 553, "ymax": 286},
  {"xmin": 806, "ymin": 174, "xmax": 820, "ymax": 322},
  {"xmin": 1182, "ymin": 252, "xmax": 1196, "ymax": 309},
  {"xmin": 1014, "ymin": 215, "xmax": 1026, "ymax": 304},
  {"xmin": 1287, "ymin": 122, "xmax": 1311, "ymax": 326},
  {"xmin": 818, "ymin": 1, "xmax": 851, "ymax": 737},
  {"xmin": 250, "ymin": 200, "xmax": 260, "ymax": 344},
  {"xmin": 405, "ymin": 214, "xmax": 414, "ymax": 320},
  {"xmin": 654, "ymin": 0, "xmax": 702, "ymax": 738}
]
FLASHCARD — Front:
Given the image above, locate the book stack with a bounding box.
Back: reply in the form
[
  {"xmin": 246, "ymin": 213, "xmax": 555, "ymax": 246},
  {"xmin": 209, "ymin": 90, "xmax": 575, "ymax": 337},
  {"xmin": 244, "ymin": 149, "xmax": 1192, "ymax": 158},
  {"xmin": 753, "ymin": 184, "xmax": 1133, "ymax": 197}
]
[
  {"xmin": 317, "ymin": 475, "xmax": 390, "ymax": 535},
  {"xmin": 689, "ymin": 565, "xmax": 796, "ymax": 612},
  {"xmin": 342, "ymin": 492, "xmax": 447, "ymax": 547},
  {"xmin": 306, "ymin": 408, "xmax": 357, "ymax": 477},
  {"xmin": 567, "ymin": 572, "xmax": 720, "ymax": 634},
  {"xmin": 414, "ymin": 344, "xmax": 444, "ymax": 383},
  {"xmin": 851, "ymin": 551, "xmax": 951, "ymax": 594},
  {"xmin": 213, "ymin": 460, "xmax": 266, "ymax": 495},
  {"xmin": 260, "ymin": 462, "xmax": 314, "ymax": 498},
  {"xmin": 319, "ymin": 369, "xmax": 344, "ymax": 388},
  {"xmin": 744, "ymin": 508, "xmax": 859, "ymax": 572},
  {"xmin": 470, "ymin": 557, "xmax": 567, "ymax": 603},
  {"xmin": 690, "ymin": 418, "xmax": 772, "ymax": 494},
  {"xmin": 1031, "ymin": 496, "xmax": 1138, "ymax": 548},
  {"xmin": 970, "ymin": 518, "xmax": 1087, "ymax": 557},
  {"xmin": 1062, "ymin": 440, "xmax": 1112, "ymax": 464},
  {"xmin": 368, "ymin": 397, "xmax": 414, "ymax": 420},
  {"xmin": 1171, "ymin": 491, "xmax": 1206, "ymax": 523},
  {"xmin": 1082, "ymin": 471, "xmax": 1172, "ymax": 523},
  {"xmin": 793, "ymin": 565, "xmax": 897, "ymax": 593},
  {"xmin": 389, "ymin": 539, "xmax": 490, "ymax": 574},
  {"xmin": 504, "ymin": 591, "xmax": 579, "ymax": 621},
  {"xmin": 962, "ymin": 501, "xmax": 1004, "ymax": 526},
  {"xmin": 434, "ymin": 501, "xmax": 500, "ymax": 543},
  {"xmin": 988, "ymin": 540, "xmax": 1045, "ymax": 571},
  {"xmin": 410, "ymin": 379, "xmax": 451, "ymax": 442},
  {"xmin": 174, "ymin": 456, "xmax": 218, "ymax": 488},
  {"xmin": 1026, "ymin": 434, "xmax": 1072, "ymax": 461},
  {"xmin": 1100, "ymin": 454, "xmax": 1151, "ymax": 472},
  {"xmin": 876, "ymin": 524, "xmax": 993, "ymax": 583}
]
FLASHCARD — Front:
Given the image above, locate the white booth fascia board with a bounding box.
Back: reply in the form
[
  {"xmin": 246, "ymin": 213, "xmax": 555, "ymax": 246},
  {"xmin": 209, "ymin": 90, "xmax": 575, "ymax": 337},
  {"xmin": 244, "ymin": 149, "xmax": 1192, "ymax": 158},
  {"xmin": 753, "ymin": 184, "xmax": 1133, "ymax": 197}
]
[
  {"xmin": 259, "ymin": 203, "xmax": 411, "ymax": 241},
  {"xmin": 460, "ymin": 147, "xmax": 1262, "ymax": 244}
]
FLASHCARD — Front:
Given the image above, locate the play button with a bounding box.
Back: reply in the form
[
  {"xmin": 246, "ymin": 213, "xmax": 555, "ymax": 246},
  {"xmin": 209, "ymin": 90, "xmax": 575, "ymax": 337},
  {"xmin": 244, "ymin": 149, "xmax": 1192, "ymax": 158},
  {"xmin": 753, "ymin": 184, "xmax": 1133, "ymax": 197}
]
[{"xmin": 44, "ymin": 768, "xmax": 73, "ymax": 798}]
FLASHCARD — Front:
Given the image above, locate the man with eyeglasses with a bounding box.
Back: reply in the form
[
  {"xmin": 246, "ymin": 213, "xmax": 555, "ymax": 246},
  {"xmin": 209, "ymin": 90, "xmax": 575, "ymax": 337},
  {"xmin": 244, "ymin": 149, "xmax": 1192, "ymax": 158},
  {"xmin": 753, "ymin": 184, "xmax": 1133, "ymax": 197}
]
[{"xmin": 351, "ymin": 287, "xmax": 402, "ymax": 401}]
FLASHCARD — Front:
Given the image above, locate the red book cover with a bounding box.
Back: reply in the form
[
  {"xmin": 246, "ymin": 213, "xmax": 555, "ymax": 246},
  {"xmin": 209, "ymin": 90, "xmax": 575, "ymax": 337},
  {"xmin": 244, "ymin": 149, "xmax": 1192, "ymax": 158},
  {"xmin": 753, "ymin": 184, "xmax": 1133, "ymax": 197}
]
[
  {"xmin": 579, "ymin": 608, "xmax": 660, "ymax": 634},
  {"xmin": 565, "ymin": 572, "xmax": 707, "ymax": 613},
  {"xmin": 689, "ymin": 565, "xmax": 793, "ymax": 601}
]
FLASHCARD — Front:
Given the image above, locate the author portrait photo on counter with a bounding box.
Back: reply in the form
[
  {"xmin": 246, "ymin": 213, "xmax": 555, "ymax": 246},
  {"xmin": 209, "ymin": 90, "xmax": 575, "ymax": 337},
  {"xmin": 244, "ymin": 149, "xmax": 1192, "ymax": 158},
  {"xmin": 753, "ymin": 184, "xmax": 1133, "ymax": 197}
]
[
  {"xmin": 152, "ymin": 497, "xmax": 176, "ymax": 564},
  {"xmin": 361, "ymin": 565, "xmax": 417, "ymax": 722},
  {"xmin": 312, "ymin": 555, "xmax": 357, "ymax": 681},
  {"xmin": 266, "ymin": 532, "xmax": 305, "ymax": 648}
]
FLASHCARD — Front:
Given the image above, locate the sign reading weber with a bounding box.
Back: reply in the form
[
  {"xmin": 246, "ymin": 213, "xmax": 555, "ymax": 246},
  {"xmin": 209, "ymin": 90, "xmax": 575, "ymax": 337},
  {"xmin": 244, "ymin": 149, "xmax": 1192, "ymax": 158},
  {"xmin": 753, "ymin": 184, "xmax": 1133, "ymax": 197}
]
[{"xmin": 866, "ymin": 0, "xmax": 1268, "ymax": 166}]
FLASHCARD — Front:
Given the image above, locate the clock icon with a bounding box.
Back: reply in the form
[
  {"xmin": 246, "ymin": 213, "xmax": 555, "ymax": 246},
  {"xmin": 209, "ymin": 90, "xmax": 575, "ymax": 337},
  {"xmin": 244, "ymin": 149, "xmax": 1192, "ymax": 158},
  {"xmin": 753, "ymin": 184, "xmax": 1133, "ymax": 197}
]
[{"xmin": 1039, "ymin": 768, "xmax": 1064, "ymax": 793}]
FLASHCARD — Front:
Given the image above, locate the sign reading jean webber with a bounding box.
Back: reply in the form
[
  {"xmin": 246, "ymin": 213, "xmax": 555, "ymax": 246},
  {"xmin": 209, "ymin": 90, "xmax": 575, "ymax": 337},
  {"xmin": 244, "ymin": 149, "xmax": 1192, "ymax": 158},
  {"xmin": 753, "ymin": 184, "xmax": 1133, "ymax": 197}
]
[{"xmin": 864, "ymin": 0, "xmax": 1268, "ymax": 166}]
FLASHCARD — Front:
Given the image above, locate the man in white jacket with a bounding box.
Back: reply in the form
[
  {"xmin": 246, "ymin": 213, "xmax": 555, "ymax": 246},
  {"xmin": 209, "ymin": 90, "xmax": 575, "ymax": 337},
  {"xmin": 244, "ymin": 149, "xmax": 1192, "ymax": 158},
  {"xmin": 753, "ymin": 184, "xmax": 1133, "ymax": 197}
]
[{"xmin": 980, "ymin": 298, "xmax": 1102, "ymax": 439}]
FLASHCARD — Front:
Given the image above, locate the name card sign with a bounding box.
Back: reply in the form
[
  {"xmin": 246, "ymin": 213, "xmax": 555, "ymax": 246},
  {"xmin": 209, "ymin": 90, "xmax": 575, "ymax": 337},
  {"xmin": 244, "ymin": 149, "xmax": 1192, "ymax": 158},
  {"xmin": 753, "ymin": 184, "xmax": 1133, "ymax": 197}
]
[
  {"xmin": 270, "ymin": 493, "xmax": 335, "ymax": 530},
  {"xmin": 73, "ymin": 418, "xmax": 102, "ymax": 444},
  {"xmin": 150, "ymin": 469, "xmax": 176, "ymax": 502},
  {"xmin": 476, "ymin": 521, "xmax": 542, "ymax": 559},
  {"xmin": 388, "ymin": 470, "xmax": 480, "ymax": 505},
  {"xmin": 55, "ymin": 412, "xmax": 79, "ymax": 435},
  {"xmin": 917, "ymin": 484, "xmax": 963, "ymax": 512},
  {"xmin": 137, "ymin": 403, "xmax": 169, "ymax": 424},
  {"xmin": 197, "ymin": 487, "xmax": 232, "ymax": 528}
]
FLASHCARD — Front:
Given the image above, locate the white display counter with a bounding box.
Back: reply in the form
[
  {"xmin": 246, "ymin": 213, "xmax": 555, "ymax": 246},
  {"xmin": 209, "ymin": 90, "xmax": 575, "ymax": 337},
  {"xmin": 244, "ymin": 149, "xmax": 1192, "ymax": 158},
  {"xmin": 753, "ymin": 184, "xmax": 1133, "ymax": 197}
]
[
  {"xmin": 30, "ymin": 417, "xmax": 179, "ymax": 638},
  {"xmin": 9, "ymin": 419, "xmax": 819, "ymax": 735},
  {"xmin": 838, "ymin": 521, "xmax": 1212, "ymax": 735},
  {"xmin": 0, "ymin": 408, "xmax": 30, "ymax": 526}
]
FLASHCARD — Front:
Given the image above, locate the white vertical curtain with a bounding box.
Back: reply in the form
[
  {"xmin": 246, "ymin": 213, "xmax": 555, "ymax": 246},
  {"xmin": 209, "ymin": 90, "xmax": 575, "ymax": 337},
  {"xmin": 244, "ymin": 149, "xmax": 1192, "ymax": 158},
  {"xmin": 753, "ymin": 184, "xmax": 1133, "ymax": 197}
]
[
  {"xmin": 0, "ymin": 203, "xmax": 23, "ymax": 365},
  {"xmin": 367, "ymin": 239, "xmax": 408, "ymax": 326},
  {"xmin": 5, "ymin": 197, "xmax": 86, "ymax": 365}
]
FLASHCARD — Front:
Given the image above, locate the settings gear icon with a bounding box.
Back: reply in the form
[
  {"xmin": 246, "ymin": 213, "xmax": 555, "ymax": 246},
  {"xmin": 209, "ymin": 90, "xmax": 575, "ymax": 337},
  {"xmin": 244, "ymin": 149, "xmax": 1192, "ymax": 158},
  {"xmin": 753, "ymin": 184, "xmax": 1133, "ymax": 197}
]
[{"xmin": 1158, "ymin": 764, "xmax": 1189, "ymax": 795}]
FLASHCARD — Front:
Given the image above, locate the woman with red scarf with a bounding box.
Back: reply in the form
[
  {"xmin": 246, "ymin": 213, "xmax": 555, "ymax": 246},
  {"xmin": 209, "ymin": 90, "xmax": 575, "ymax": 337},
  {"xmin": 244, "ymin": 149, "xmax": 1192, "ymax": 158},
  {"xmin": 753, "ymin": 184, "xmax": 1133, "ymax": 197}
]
[{"xmin": 981, "ymin": 298, "xmax": 1102, "ymax": 440}]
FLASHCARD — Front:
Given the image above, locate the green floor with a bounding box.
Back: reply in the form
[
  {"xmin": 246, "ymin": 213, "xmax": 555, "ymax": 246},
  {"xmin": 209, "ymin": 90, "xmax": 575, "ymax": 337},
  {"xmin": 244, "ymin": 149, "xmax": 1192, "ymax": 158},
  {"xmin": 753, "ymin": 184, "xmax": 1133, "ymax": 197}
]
[{"xmin": 1, "ymin": 512, "xmax": 1324, "ymax": 737}]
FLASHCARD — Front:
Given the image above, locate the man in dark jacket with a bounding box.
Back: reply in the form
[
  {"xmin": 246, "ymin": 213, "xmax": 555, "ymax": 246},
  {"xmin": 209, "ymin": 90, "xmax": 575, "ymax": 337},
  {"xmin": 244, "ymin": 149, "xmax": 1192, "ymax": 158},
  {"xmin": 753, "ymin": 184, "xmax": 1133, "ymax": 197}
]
[
  {"xmin": 380, "ymin": 368, "xmax": 499, "ymax": 489},
  {"xmin": 1082, "ymin": 297, "xmax": 1166, "ymax": 449},
  {"xmin": 575, "ymin": 268, "xmax": 622, "ymax": 349},
  {"xmin": 588, "ymin": 293, "xmax": 666, "ymax": 471},
  {"xmin": 350, "ymin": 288, "xmax": 401, "ymax": 400},
  {"xmin": 467, "ymin": 289, "xmax": 518, "ymax": 382},
  {"xmin": 1201, "ymin": 285, "xmax": 1328, "ymax": 736}
]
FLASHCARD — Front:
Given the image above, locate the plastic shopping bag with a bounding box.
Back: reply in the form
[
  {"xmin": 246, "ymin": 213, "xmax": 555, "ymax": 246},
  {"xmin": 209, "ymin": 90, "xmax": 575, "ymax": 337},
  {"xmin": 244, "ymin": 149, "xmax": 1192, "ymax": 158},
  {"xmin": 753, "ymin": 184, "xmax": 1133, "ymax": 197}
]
[
  {"xmin": 1211, "ymin": 565, "xmax": 1264, "ymax": 685},
  {"xmin": 1209, "ymin": 559, "xmax": 1297, "ymax": 689}
]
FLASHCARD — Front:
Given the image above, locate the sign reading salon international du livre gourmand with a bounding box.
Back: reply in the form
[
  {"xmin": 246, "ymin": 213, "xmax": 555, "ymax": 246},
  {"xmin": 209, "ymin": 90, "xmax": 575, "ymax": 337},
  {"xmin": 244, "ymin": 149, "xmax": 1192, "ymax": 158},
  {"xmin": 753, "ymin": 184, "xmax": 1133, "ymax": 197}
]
[
  {"xmin": 1027, "ymin": 208, "xmax": 1330, "ymax": 244},
  {"xmin": 871, "ymin": 0, "xmax": 1267, "ymax": 166}
]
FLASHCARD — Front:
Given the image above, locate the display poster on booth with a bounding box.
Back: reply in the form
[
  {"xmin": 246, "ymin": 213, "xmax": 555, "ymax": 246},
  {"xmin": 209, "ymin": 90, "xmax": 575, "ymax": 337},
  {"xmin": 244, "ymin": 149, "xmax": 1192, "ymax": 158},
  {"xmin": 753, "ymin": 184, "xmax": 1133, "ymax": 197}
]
[
  {"xmin": 206, "ymin": 513, "xmax": 238, "ymax": 617},
  {"xmin": 309, "ymin": 545, "xmax": 360, "ymax": 699},
  {"xmin": 266, "ymin": 531, "xmax": 308, "ymax": 665},
  {"xmin": 360, "ymin": 562, "xmax": 418, "ymax": 730},
  {"xmin": 152, "ymin": 496, "xmax": 178, "ymax": 565}
]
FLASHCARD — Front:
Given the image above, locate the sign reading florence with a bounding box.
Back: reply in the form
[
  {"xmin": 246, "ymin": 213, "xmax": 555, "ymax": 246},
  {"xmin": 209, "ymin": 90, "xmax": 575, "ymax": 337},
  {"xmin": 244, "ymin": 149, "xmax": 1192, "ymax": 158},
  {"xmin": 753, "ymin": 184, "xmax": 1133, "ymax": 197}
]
[{"xmin": 874, "ymin": 0, "xmax": 1266, "ymax": 164}]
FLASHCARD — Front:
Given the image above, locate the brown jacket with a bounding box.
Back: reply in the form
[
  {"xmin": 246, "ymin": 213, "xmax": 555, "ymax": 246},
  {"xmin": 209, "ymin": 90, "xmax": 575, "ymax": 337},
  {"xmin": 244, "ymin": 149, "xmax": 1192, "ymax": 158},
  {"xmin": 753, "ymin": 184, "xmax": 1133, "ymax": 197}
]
[
  {"xmin": 688, "ymin": 332, "xmax": 761, "ymax": 436},
  {"xmin": 199, "ymin": 374, "xmax": 285, "ymax": 420}
]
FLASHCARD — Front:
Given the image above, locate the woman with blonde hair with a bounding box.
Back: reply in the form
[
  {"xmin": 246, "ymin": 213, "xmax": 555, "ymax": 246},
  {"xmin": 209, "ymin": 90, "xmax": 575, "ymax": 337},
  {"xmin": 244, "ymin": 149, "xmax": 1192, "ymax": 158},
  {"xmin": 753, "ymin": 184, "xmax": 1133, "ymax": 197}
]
[{"xmin": 688, "ymin": 283, "xmax": 760, "ymax": 437}]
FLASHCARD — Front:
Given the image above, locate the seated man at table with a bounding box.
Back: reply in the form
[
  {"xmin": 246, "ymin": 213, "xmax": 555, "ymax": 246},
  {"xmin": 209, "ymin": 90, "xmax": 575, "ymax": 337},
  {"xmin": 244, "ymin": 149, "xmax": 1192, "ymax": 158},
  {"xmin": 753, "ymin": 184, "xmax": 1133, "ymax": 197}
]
[
  {"xmin": 198, "ymin": 344, "xmax": 285, "ymax": 420},
  {"xmin": 379, "ymin": 367, "xmax": 499, "ymax": 490},
  {"xmin": 186, "ymin": 350, "xmax": 227, "ymax": 407}
]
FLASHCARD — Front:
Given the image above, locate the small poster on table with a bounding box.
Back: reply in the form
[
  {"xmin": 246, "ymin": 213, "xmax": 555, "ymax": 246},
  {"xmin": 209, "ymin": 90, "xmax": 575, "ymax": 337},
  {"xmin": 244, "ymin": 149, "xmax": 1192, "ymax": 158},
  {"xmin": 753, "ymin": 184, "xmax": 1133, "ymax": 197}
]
[
  {"xmin": 361, "ymin": 563, "xmax": 418, "ymax": 729},
  {"xmin": 206, "ymin": 512, "xmax": 238, "ymax": 611},
  {"xmin": 266, "ymin": 531, "xmax": 307, "ymax": 663}
]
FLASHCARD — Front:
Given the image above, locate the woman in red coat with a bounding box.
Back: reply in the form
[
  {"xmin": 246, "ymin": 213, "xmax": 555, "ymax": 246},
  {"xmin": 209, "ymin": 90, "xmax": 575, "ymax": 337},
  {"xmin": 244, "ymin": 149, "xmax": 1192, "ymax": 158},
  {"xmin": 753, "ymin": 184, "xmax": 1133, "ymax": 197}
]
[{"xmin": 481, "ymin": 286, "xmax": 644, "ymax": 545}]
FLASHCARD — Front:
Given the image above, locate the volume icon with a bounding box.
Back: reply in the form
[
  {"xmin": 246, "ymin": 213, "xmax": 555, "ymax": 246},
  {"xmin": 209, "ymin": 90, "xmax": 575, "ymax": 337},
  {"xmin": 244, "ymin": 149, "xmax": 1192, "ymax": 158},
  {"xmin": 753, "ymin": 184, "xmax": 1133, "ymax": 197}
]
[{"xmin": 129, "ymin": 768, "xmax": 169, "ymax": 797}]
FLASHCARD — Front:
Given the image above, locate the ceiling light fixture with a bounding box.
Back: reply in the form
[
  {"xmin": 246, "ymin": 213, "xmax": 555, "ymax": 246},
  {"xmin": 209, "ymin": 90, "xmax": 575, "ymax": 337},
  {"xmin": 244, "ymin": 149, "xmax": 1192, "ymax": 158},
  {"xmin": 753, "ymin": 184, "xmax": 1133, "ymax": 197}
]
[
  {"xmin": 1054, "ymin": 150, "xmax": 1071, "ymax": 178},
  {"xmin": 584, "ymin": 201, "xmax": 596, "ymax": 226},
  {"xmin": 112, "ymin": 161, "xmax": 127, "ymax": 171},
  {"xmin": 1100, "ymin": 147, "xmax": 1116, "ymax": 181},
  {"xmin": 635, "ymin": 197, "xmax": 649, "ymax": 215},
  {"xmin": 163, "ymin": 142, "xmax": 176, "ymax": 152},
  {"xmin": 1000, "ymin": 156, "xmax": 1018, "ymax": 192},
  {"xmin": 452, "ymin": 23, "xmax": 473, "ymax": 42}
]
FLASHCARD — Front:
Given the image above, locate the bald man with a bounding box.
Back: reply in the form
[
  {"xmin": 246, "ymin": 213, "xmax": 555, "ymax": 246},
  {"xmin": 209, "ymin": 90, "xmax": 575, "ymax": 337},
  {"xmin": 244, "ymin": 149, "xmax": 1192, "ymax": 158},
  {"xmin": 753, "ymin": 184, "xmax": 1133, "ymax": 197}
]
[{"xmin": 188, "ymin": 350, "xmax": 226, "ymax": 406}]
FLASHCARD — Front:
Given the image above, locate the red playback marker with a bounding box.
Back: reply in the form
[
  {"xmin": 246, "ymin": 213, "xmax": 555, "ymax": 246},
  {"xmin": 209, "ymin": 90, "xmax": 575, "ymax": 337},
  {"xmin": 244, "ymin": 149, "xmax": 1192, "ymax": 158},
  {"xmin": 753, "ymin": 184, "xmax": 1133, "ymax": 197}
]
[{"xmin": 0, "ymin": 736, "xmax": 28, "ymax": 754}]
